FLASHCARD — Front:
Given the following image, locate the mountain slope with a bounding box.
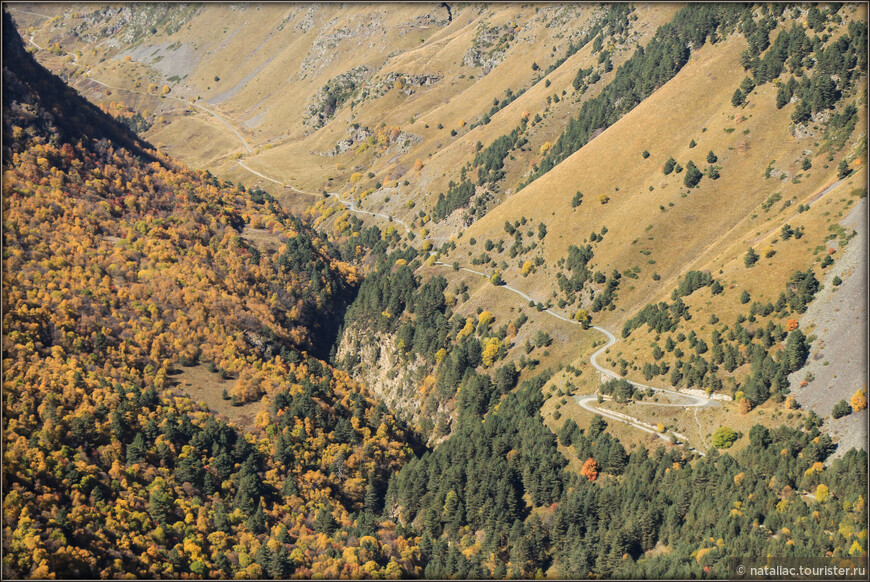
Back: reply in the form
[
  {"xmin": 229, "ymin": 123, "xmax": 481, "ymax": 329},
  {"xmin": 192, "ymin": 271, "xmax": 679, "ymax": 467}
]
[
  {"xmin": 3, "ymin": 12, "xmax": 416, "ymax": 578},
  {"xmin": 4, "ymin": 4, "xmax": 869, "ymax": 579}
]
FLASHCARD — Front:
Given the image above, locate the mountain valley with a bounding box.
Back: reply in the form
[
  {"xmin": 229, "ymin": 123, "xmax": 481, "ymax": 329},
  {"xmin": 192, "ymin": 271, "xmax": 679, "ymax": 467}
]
[{"xmin": 3, "ymin": 3, "xmax": 868, "ymax": 579}]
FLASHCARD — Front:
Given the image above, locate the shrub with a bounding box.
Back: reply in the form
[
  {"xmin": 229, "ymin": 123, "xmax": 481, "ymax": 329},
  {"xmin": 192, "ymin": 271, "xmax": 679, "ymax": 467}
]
[
  {"xmin": 838, "ymin": 159, "xmax": 852, "ymax": 179},
  {"xmin": 580, "ymin": 458, "xmax": 598, "ymax": 481},
  {"xmin": 683, "ymin": 160, "xmax": 703, "ymax": 188},
  {"xmin": 712, "ymin": 426, "xmax": 738, "ymax": 448},
  {"xmin": 832, "ymin": 400, "xmax": 852, "ymax": 419},
  {"xmin": 744, "ymin": 247, "xmax": 759, "ymax": 267},
  {"xmin": 815, "ymin": 484, "xmax": 829, "ymax": 503},
  {"xmin": 534, "ymin": 330, "xmax": 553, "ymax": 348},
  {"xmin": 521, "ymin": 260, "xmax": 534, "ymax": 276},
  {"xmin": 642, "ymin": 150, "xmax": 650, "ymax": 159}
]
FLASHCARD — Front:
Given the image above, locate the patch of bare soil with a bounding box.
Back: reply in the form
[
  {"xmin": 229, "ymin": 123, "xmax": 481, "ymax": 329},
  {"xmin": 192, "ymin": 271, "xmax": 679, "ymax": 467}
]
[{"xmin": 789, "ymin": 198, "xmax": 868, "ymax": 459}]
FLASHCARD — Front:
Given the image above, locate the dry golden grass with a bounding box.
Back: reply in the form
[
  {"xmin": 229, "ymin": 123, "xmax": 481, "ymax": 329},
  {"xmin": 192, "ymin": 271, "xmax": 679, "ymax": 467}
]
[
  {"xmin": 148, "ymin": 114, "xmax": 243, "ymax": 167},
  {"xmin": 170, "ymin": 364, "xmax": 262, "ymax": 431},
  {"xmin": 406, "ymin": 4, "xmax": 679, "ymax": 230},
  {"xmin": 22, "ymin": 4, "xmax": 671, "ymax": 206},
  {"xmin": 447, "ymin": 26, "xmax": 866, "ymax": 337},
  {"xmin": 615, "ymin": 168, "xmax": 866, "ymax": 385}
]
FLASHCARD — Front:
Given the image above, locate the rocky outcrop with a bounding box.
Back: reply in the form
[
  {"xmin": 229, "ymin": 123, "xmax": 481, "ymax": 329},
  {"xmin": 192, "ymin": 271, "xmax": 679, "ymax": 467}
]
[
  {"xmin": 298, "ymin": 13, "xmax": 386, "ymax": 78},
  {"xmin": 304, "ymin": 65, "xmax": 371, "ymax": 129},
  {"xmin": 327, "ymin": 124, "xmax": 373, "ymax": 156},
  {"xmin": 318, "ymin": 123, "xmax": 421, "ymax": 157},
  {"xmin": 380, "ymin": 72, "xmax": 443, "ymax": 95},
  {"xmin": 352, "ymin": 72, "xmax": 444, "ymax": 107},
  {"xmin": 462, "ymin": 24, "xmax": 517, "ymax": 75},
  {"xmin": 335, "ymin": 329, "xmax": 428, "ymax": 425}
]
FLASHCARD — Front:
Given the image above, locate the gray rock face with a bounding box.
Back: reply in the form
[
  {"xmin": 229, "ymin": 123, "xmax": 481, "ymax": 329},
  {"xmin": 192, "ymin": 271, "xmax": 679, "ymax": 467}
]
[{"xmin": 788, "ymin": 197, "xmax": 867, "ymax": 459}]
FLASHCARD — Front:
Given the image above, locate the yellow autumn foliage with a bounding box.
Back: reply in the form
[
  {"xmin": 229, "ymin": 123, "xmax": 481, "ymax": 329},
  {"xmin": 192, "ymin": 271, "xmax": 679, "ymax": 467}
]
[
  {"xmin": 481, "ymin": 338, "xmax": 502, "ymax": 368},
  {"xmin": 457, "ymin": 318, "xmax": 475, "ymax": 339}
]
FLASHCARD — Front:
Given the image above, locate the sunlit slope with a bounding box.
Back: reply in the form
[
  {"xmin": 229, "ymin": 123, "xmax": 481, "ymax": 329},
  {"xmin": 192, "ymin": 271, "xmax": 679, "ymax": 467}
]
[
  {"xmin": 443, "ymin": 31, "xmax": 861, "ymax": 330},
  {"xmin": 13, "ymin": 3, "xmax": 684, "ymax": 219},
  {"xmin": 207, "ymin": 4, "xmax": 612, "ymax": 195},
  {"xmin": 382, "ymin": 4, "xmax": 680, "ymax": 230},
  {"xmin": 14, "ymin": 4, "xmax": 602, "ymax": 186}
]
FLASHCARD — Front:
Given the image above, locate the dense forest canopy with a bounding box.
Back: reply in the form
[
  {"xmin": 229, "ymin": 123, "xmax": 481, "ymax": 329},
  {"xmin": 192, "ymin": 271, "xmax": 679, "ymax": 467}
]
[{"xmin": 2, "ymin": 11, "xmax": 414, "ymax": 578}]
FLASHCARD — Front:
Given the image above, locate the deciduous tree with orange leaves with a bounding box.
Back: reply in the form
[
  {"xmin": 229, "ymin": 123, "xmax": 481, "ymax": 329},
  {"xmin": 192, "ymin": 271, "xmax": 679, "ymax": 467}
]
[{"xmin": 580, "ymin": 458, "xmax": 599, "ymax": 481}]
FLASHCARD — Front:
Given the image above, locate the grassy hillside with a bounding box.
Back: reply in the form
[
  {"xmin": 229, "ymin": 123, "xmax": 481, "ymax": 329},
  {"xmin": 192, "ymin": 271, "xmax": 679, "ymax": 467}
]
[
  {"xmin": 446, "ymin": 9, "xmax": 866, "ymax": 326},
  {"xmin": 10, "ymin": 5, "xmax": 597, "ymax": 187},
  {"xmin": 433, "ymin": 3, "xmax": 867, "ymax": 452}
]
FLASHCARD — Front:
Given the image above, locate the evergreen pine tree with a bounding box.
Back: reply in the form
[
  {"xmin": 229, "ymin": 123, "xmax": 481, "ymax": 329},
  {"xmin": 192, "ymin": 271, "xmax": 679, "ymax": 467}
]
[
  {"xmin": 246, "ymin": 501, "xmax": 267, "ymax": 534},
  {"xmin": 126, "ymin": 432, "xmax": 145, "ymax": 465},
  {"xmin": 785, "ymin": 328, "xmax": 809, "ymax": 373},
  {"xmin": 364, "ymin": 478, "xmax": 379, "ymax": 514}
]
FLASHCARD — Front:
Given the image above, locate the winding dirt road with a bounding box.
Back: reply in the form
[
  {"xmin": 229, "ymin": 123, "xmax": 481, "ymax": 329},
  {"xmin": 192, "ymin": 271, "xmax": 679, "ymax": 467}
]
[
  {"xmin": 24, "ymin": 21, "xmax": 415, "ymax": 234},
  {"xmin": 432, "ymin": 261, "xmax": 721, "ymax": 453},
  {"xmin": 577, "ymin": 327, "xmax": 718, "ymax": 455}
]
